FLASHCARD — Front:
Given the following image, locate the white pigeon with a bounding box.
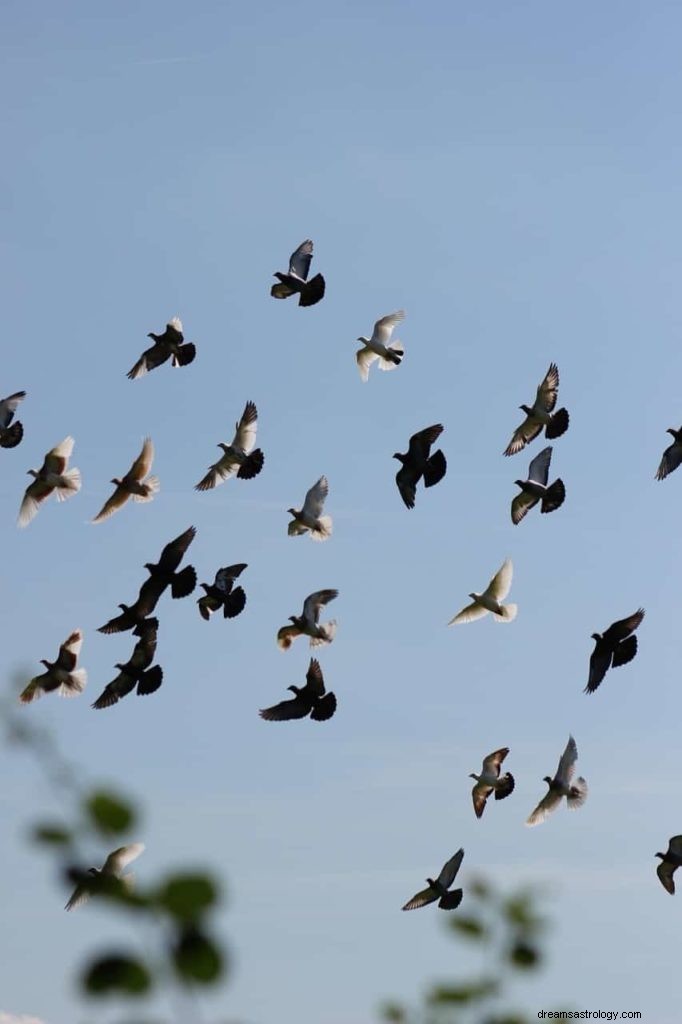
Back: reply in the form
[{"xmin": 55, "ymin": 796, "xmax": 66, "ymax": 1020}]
[
  {"xmin": 195, "ymin": 401, "xmax": 264, "ymax": 491},
  {"xmin": 277, "ymin": 589, "xmax": 338, "ymax": 650},
  {"xmin": 65, "ymin": 843, "xmax": 145, "ymax": 911},
  {"xmin": 448, "ymin": 558, "xmax": 517, "ymax": 625},
  {"xmin": 356, "ymin": 310, "xmax": 405, "ymax": 382},
  {"xmin": 526, "ymin": 735, "xmax": 588, "ymax": 827},
  {"xmin": 18, "ymin": 436, "xmax": 81, "ymax": 527},
  {"xmin": 287, "ymin": 476, "xmax": 333, "ymax": 541}
]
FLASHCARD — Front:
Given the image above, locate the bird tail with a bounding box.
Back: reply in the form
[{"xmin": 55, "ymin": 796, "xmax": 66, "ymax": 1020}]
[
  {"xmin": 58, "ymin": 669, "xmax": 87, "ymax": 697},
  {"xmin": 198, "ymin": 595, "xmax": 217, "ymax": 620},
  {"xmin": 545, "ymin": 407, "xmax": 569, "ymax": 440},
  {"xmin": 299, "ymin": 273, "xmax": 326, "ymax": 307},
  {"xmin": 237, "ymin": 448, "xmax": 264, "ymax": 480},
  {"xmin": 494, "ymin": 773, "xmax": 515, "ymax": 800},
  {"xmin": 172, "ymin": 343, "xmax": 196, "ymax": 368},
  {"xmin": 541, "ymin": 478, "xmax": 565, "ymax": 514},
  {"xmin": 311, "ymin": 620, "xmax": 337, "ymax": 647},
  {"xmin": 55, "ymin": 467, "xmax": 81, "ymax": 500},
  {"xmin": 224, "ymin": 586, "xmax": 246, "ymax": 618},
  {"xmin": 132, "ymin": 476, "xmax": 160, "ymax": 502},
  {"xmin": 0, "ymin": 421, "xmax": 23, "ymax": 448},
  {"xmin": 378, "ymin": 341, "xmax": 404, "ymax": 371},
  {"xmin": 438, "ymin": 888, "xmax": 463, "ymax": 910},
  {"xmin": 310, "ymin": 691, "xmax": 337, "ymax": 721},
  {"xmin": 171, "ymin": 565, "xmax": 197, "ymax": 599},
  {"xmin": 423, "ymin": 449, "xmax": 447, "ymax": 488},
  {"xmin": 493, "ymin": 603, "xmax": 517, "ymax": 623},
  {"xmin": 568, "ymin": 776, "xmax": 588, "ymax": 809},
  {"xmin": 137, "ymin": 665, "xmax": 163, "ymax": 696},
  {"xmin": 311, "ymin": 515, "xmax": 333, "ymax": 542}
]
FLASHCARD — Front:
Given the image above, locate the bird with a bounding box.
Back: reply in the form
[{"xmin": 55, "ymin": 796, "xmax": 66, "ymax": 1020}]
[
  {"xmin": 356, "ymin": 311, "xmax": 405, "ymax": 382},
  {"xmin": 20, "ymin": 629, "xmax": 86, "ymax": 704},
  {"xmin": 259, "ymin": 658, "xmax": 337, "ymax": 722},
  {"xmin": 92, "ymin": 438, "xmax": 160, "ymax": 523},
  {"xmin": 276, "ymin": 589, "xmax": 338, "ymax": 650},
  {"xmin": 127, "ymin": 317, "xmax": 196, "ymax": 380},
  {"xmin": 18, "ymin": 436, "xmax": 81, "ymax": 527},
  {"xmin": 270, "ymin": 239, "xmax": 325, "ymax": 307},
  {"xmin": 585, "ymin": 608, "xmax": 645, "ymax": 694},
  {"xmin": 511, "ymin": 446, "xmax": 565, "ymax": 525},
  {"xmin": 197, "ymin": 564, "xmax": 248, "ymax": 620},
  {"xmin": 0, "ymin": 390, "xmax": 26, "ymax": 448},
  {"xmin": 448, "ymin": 558, "xmax": 517, "ymax": 625},
  {"xmin": 655, "ymin": 427, "xmax": 682, "ymax": 481},
  {"xmin": 393, "ymin": 424, "xmax": 447, "ymax": 509},
  {"xmin": 503, "ymin": 363, "xmax": 569, "ymax": 456},
  {"xmin": 91, "ymin": 619, "xmax": 163, "ymax": 709},
  {"xmin": 655, "ymin": 836, "xmax": 682, "ymax": 894},
  {"xmin": 287, "ymin": 476, "xmax": 333, "ymax": 541},
  {"xmin": 526, "ymin": 735, "xmax": 588, "ymax": 827},
  {"xmin": 64, "ymin": 843, "xmax": 145, "ymax": 911},
  {"xmin": 469, "ymin": 748, "xmax": 515, "ymax": 818},
  {"xmin": 402, "ymin": 849, "xmax": 464, "ymax": 911},
  {"xmin": 195, "ymin": 401, "xmax": 264, "ymax": 491}
]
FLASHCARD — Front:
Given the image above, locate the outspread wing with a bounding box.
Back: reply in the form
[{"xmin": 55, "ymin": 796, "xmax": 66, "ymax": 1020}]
[
  {"xmin": 102, "ymin": 843, "xmax": 145, "ymax": 875},
  {"xmin": 0, "ymin": 390, "xmax": 26, "ymax": 427},
  {"xmin": 485, "ymin": 559, "xmax": 513, "ymax": 602},
  {"xmin": 448, "ymin": 601, "xmax": 489, "ymax": 625},
  {"xmin": 536, "ymin": 363, "xmax": 560, "ymax": 414},
  {"xmin": 407, "ymin": 424, "xmax": 443, "ymax": 460},
  {"xmin": 302, "ymin": 589, "xmax": 338, "ymax": 624},
  {"xmin": 276, "ymin": 624, "xmax": 301, "ymax": 650},
  {"xmin": 667, "ymin": 836, "xmax": 682, "ymax": 858},
  {"xmin": 92, "ymin": 485, "xmax": 129, "ymax": 523},
  {"xmin": 555, "ymin": 735, "xmax": 578, "ymax": 785},
  {"xmin": 56, "ymin": 629, "xmax": 83, "ymax": 669},
  {"xmin": 371, "ymin": 310, "xmax": 405, "ymax": 345},
  {"xmin": 395, "ymin": 464, "xmax": 418, "ymax": 509},
  {"xmin": 157, "ymin": 526, "xmax": 196, "ymax": 572},
  {"xmin": 526, "ymin": 789, "xmax": 562, "ymax": 827},
  {"xmin": 259, "ymin": 693, "xmax": 311, "ymax": 720},
  {"xmin": 481, "ymin": 747, "xmax": 509, "ymax": 776},
  {"xmin": 472, "ymin": 781, "xmax": 492, "ymax": 818},
  {"xmin": 356, "ymin": 346, "xmax": 380, "ymax": 382},
  {"xmin": 288, "ymin": 239, "xmax": 314, "ymax": 280},
  {"xmin": 215, "ymin": 564, "xmax": 248, "ymax": 592},
  {"xmin": 302, "ymin": 476, "xmax": 328, "ymax": 518},
  {"xmin": 511, "ymin": 490, "xmax": 539, "ymax": 525},
  {"xmin": 91, "ymin": 671, "xmax": 137, "ymax": 710},
  {"xmin": 304, "ymin": 658, "xmax": 326, "ymax": 699},
  {"xmin": 585, "ymin": 637, "xmax": 612, "ymax": 693},
  {"xmin": 402, "ymin": 885, "xmax": 438, "ymax": 911},
  {"xmin": 504, "ymin": 415, "xmax": 543, "ymax": 457},
  {"xmin": 527, "ymin": 446, "xmax": 552, "ymax": 486},
  {"xmin": 656, "ymin": 439, "xmax": 682, "ymax": 480},
  {"xmin": 437, "ymin": 849, "xmax": 464, "ymax": 888},
  {"xmin": 232, "ymin": 401, "xmax": 258, "ymax": 453},
  {"xmin": 604, "ymin": 608, "xmax": 645, "ymax": 643},
  {"xmin": 127, "ymin": 437, "xmax": 154, "ymax": 481},
  {"xmin": 657, "ymin": 860, "xmax": 676, "ymax": 895},
  {"xmin": 43, "ymin": 436, "xmax": 74, "ymax": 475}
]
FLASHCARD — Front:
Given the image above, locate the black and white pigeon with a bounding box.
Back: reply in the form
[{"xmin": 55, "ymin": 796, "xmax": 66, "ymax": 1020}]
[
  {"xmin": 195, "ymin": 401, "xmax": 264, "ymax": 491},
  {"xmin": 287, "ymin": 476, "xmax": 332, "ymax": 541},
  {"xmin": 20, "ymin": 629, "xmax": 87, "ymax": 704},
  {"xmin": 270, "ymin": 239, "xmax": 325, "ymax": 307},
  {"xmin": 65, "ymin": 843, "xmax": 145, "ymax": 911},
  {"xmin": 356, "ymin": 311, "xmax": 405, "ymax": 382},
  {"xmin": 197, "ymin": 564, "xmax": 248, "ymax": 620},
  {"xmin": 655, "ymin": 836, "xmax": 682, "ymax": 895},
  {"xmin": 393, "ymin": 424, "xmax": 447, "ymax": 509},
  {"xmin": 18, "ymin": 436, "xmax": 81, "ymax": 527},
  {"xmin": 655, "ymin": 427, "xmax": 682, "ymax": 481},
  {"xmin": 127, "ymin": 317, "xmax": 196, "ymax": 380},
  {"xmin": 504, "ymin": 363, "xmax": 569, "ymax": 456},
  {"xmin": 259, "ymin": 658, "xmax": 336, "ymax": 722},
  {"xmin": 526, "ymin": 735, "xmax": 588, "ymax": 827},
  {"xmin": 276, "ymin": 589, "xmax": 338, "ymax": 650},
  {"xmin": 402, "ymin": 849, "xmax": 464, "ymax": 912},
  {"xmin": 585, "ymin": 608, "xmax": 645, "ymax": 694},
  {"xmin": 511, "ymin": 446, "xmax": 565, "ymax": 525},
  {"xmin": 91, "ymin": 619, "xmax": 162, "ymax": 709},
  {"xmin": 469, "ymin": 748, "xmax": 515, "ymax": 818},
  {"xmin": 0, "ymin": 390, "xmax": 26, "ymax": 448}
]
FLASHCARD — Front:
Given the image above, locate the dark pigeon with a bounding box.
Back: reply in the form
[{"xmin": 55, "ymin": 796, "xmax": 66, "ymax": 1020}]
[
  {"xmin": 127, "ymin": 317, "xmax": 196, "ymax": 380},
  {"xmin": 585, "ymin": 608, "xmax": 645, "ymax": 694},
  {"xmin": 0, "ymin": 390, "xmax": 26, "ymax": 448},
  {"xmin": 656, "ymin": 427, "xmax": 682, "ymax": 481},
  {"xmin": 656, "ymin": 836, "xmax": 682, "ymax": 894},
  {"xmin": 259, "ymin": 658, "xmax": 336, "ymax": 722},
  {"xmin": 198, "ymin": 564, "xmax": 248, "ymax": 620},
  {"xmin": 393, "ymin": 424, "xmax": 446, "ymax": 509},
  {"xmin": 402, "ymin": 849, "xmax": 464, "ymax": 911},
  {"xmin": 92, "ymin": 618, "xmax": 162, "ymax": 709},
  {"xmin": 271, "ymin": 239, "xmax": 325, "ymax": 307}
]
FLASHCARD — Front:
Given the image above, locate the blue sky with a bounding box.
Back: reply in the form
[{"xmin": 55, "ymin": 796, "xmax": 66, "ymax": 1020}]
[{"xmin": 3, "ymin": 1, "xmax": 682, "ymax": 1021}]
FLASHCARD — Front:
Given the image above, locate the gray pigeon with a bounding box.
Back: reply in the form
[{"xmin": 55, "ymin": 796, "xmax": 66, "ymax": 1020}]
[
  {"xmin": 402, "ymin": 849, "xmax": 464, "ymax": 911},
  {"xmin": 511, "ymin": 446, "xmax": 565, "ymax": 525},
  {"xmin": 271, "ymin": 240, "xmax": 325, "ymax": 307},
  {"xmin": 0, "ymin": 390, "xmax": 26, "ymax": 448},
  {"xmin": 276, "ymin": 589, "xmax": 338, "ymax": 650},
  {"xmin": 197, "ymin": 564, "xmax": 248, "ymax": 620},
  {"xmin": 655, "ymin": 836, "xmax": 682, "ymax": 894},
  {"xmin": 504, "ymin": 363, "xmax": 569, "ymax": 456},
  {"xmin": 526, "ymin": 735, "xmax": 588, "ymax": 827}
]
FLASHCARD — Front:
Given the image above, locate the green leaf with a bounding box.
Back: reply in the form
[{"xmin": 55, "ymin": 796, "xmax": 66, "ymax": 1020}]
[
  {"xmin": 85, "ymin": 791, "xmax": 135, "ymax": 835},
  {"xmin": 158, "ymin": 873, "xmax": 219, "ymax": 921},
  {"xmin": 449, "ymin": 915, "xmax": 489, "ymax": 940},
  {"xmin": 82, "ymin": 952, "xmax": 152, "ymax": 996},
  {"xmin": 428, "ymin": 978, "xmax": 498, "ymax": 1005},
  {"xmin": 507, "ymin": 941, "xmax": 541, "ymax": 970},
  {"xmin": 172, "ymin": 927, "xmax": 224, "ymax": 985},
  {"xmin": 380, "ymin": 1003, "xmax": 406, "ymax": 1022},
  {"xmin": 32, "ymin": 823, "xmax": 72, "ymax": 845}
]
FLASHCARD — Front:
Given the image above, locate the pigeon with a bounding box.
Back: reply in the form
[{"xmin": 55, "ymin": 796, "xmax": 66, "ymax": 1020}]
[
  {"xmin": 655, "ymin": 427, "xmax": 682, "ymax": 481},
  {"xmin": 91, "ymin": 619, "xmax": 162, "ymax": 709},
  {"xmin": 92, "ymin": 438, "xmax": 160, "ymax": 523},
  {"xmin": 276, "ymin": 589, "xmax": 338, "ymax": 650},
  {"xmin": 270, "ymin": 239, "xmax": 325, "ymax": 307},
  {"xmin": 18, "ymin": 436, "xmax": 81, "ymax": 527},
  {"xmin": 0, "ymin": 390, "xmax": 26, "ymax": 448},
  {"xmin": 195, "ymin": 401, "xmax": 264, "ymax": 491},
  {"xmin": 503, "ymin": 363, "xmax": 569, "ymax": 456},
  {"xmin": 393, "ymin": 424, "xmax": 447, "ymax": 509},
  {"xmin": 97, "ymin": 583, "xmax": 164, "ymax": 635},
  {"xmin": 448, "ymin": 558, "xmax": 517, "ymax": 625},
  {"xmin": 355, "ymin": 311, "xmax": 405, "ymax": 382},
  {"xmin": 469, "ymin": 748, "xmax": 515, "ymax": 818},
  {"xmin": 20, "ymin": 629, "xmax": 86, "ymax": 704},
  {"xmin": 655, "ymin": 836, "xmax": 682, "ymax": 895},
  {"xmin": 197, "ymin": 564, "xmax": 248, "ymax": 620},
  {"xmin": 127, "ymin": 317, "xmax": 196, "ymax": 380},
  {"xmin": 259, "ymin": 658, "xmax": 337, "ymax": 722},
  {"xmin": 511, "ymin": 446, "xmax": 565, "ymax": 525},
  {"xmin": 287, "ymin": 476, "xmax": 332, "ymax": 541},
  {"xmin": 402, "ymin": 849, "xmax": 464, "ymax": 911},
  {"xmin": 585, "ymin": 609, "xmax": 645, "ymax": 694},
  {"xmin": 65, "ymin": 843, "xmax": 145, "ymax": 911},
  {"xmin": 526, "ymin": 735, "xmax": 588, "ymax": 827}
]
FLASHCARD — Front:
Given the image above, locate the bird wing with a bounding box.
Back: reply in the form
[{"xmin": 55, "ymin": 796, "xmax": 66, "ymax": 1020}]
[
  {"xmin": 504, "ymin": 416, "xmax": 543, "ymax": 457},
  {"xmin": 407, "ymin": 424, "xmax": 443, "ymax": 460},
  {"xmin": 555, "ymin": 735, "xmax": 578, "ymax": 785},
  {"xmin": 437, "ymin": 849, "xmax": 464, "ymax": 888},
  {"xmin": 371, "ymin": 310, "xmax": 405, "ymax": 345},
  {"xmin": 18, "ymin": 479, "xmax": 54, "ymax": 526},
  {"xmin": 127, "ymin": 437, "xmax": 154, "ymax": 481},
  {"xmin": 402, "ymin": 885, "xmax": 438, "ymax": 911},
  {"xmin": 64, "ymin": 880, "xmax": 92, "ymax": 912},
  {"xmin": 604, "ymin": 608, "xmax": 645, "ymax": 643},
  {"xmin": 302, "ymin": 476, "xmax": 328, "ymax": 519},
  {"xmin": 527, "ymin": 446, "xmax": 552, "ymax": 486},
  {"xmin": 56, "ymin": 629, "xmax": 83, "ymax": 669},
  {"xmin": 668, "ymin": 836, "xmax": 682, "ymax": 858},
  {"xmin": 481, "ymin": 747, "xmax": 509, "ymax": 776},
  {"xmin": 102, "ymin": 843, "xmax": 145, "ymax": 875},
  {"xmin": 195, "ymin": 452, "xmax": 239, "ymax": 490},
  {"xmin": 526, "ymin": 789, "xmax": 563, "ymax": 827},
  {"xmin": 356, "ymin": 346, "xmax": 380, "ymax": 381},
  {"xmin": 657, "ymin": 860, "xmax": 676, "ymax": 895},
  {"xmin": 585, "ymin": 637, "xmax": 612, "ymax": 693},
  {"xmin": 157, "ymin": 525, "xmax": 196, "ymax": 572},
  {"xmin": 215, "ymin": 564, "xmax": 248, "ymax": 592},
  {"xmin": 0, "ymin": 390, "xmax": 26, "ymax": 427},
  {"xmin": 276, "ymin": 624, "xmax": 301, "ymax": 650},
  {"xmin": 166, "ymin": 317, "xmax": 183, "ymax": 340},
  {"xmin": 448, "ymin": 600, "xmax": 489, "ymax": 625},
  {"xmin": 259, "ymin": 693, "xmax": 311, "ymax": 720},
  {"xmin": 485, "ymin": 559, "xmax": 513, "ymax": 601},
  {"xmin": 511, "ymin": 490, "xmax": 539, "ymax": 525},
  {"xmin": 656, "ymin": 440, "xmax": 682, "ymax": 480},
  {"xmin": 304, "ymin": 658, "xmax": 326, "ymax": 698},
  {"xmin": 536, "ymin": 362, "xmax": 560, "ymax": 414},
  {"xmin": 472, "ymin": 781, "xmax": 492, "ymax": 818},
  {"xmin": 91, "ymin": 671, "xmax": 137, "ymax": 710},
  {"xmin": 92, "ymin": 485, "xmax": 129, "ymax": 523},
  {"xmin": 395, "ymin": 463, "xmax": 418, "ymax": 510},
  {"xmin": 288, "ymin": 239, "xmax": 314, "ymax": 280},
  {"xmin": 302, "ymin": 589, "xmax": 338, "ymax": 625},
  {"xmin": 43, "ymin": 436, "xmax": 74, "ymax": 475},
  {"xmin": 19, "ymin": 671, "xmax": 51, "ymax": 704},
  {"xmin": 232, "ymin": 401, "xmax": 258, "ymax": 453}
]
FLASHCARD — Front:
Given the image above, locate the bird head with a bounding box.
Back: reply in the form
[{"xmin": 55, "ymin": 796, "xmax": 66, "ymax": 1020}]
[
  {"xmin": 655, "ymin": 852, "xmax": 665, "ymax": 860},
  {"xmin": 27, "ymin": 468, "xmax": 38, "ymax": 478},
  {"xmin": 287, "ymin": 507, "xmax": 298, "ymax": 516},
  {"xmin": 392, "ymin": 452, "xmax": 405, "ymax": 463},
  {"xmin": 287, "ymin": 685, "xmax": 301, "ymax": 695},
  {"xmin": 520, "ymin": 404, "xmax": 533, "ymax": 415},
  {"xmin": 147, "ymin": 332, "xmax": 157, "ymax": 340},
  {"xmin": 114, "ymin": 663, "xmax": 127, "ymax": 671},
  {"xmin": 200, "ymin": 582, "xmax": 210, "ymax": 592},
  {"xmin": 289, "ymin": 616, "xmax": 298, "ymax": 625},
  {"xmin": 514, "ymin": 479, "xmax": 524, "ymax": 488},
  {"xmin": 118, "ymin": 603, "xmax": 130, "ymax": 612},
  {"xmin": 111, "ymin": 477, "xmax": 122, "ymax": 486},
  {"xmin": 40, "ymin": 659, "xmax": 52, "ymax": 669},
  {"xmin": 357, "ymin": 335, "xmax": 369, "ymax": 344},
  {"xmin": 667, "ymin": 428, "xmax": 678, "ymax": 437},
  {"xmin": 143, "ymin": 562, "xmax": 155, "ymax": 573},
  {"xmin": 591, "ymin": 632, "xmax": 602, "ymax": 641},
  {"xmin": 426, "ymin": 877, "xmax": 436, "ymax": 887},
  {"xmin": 468, "ymin": 592, "xmax": 478, "ymax": 601},
  {"xmin": 468, "ymin": 773, "xmax": 479, "ymax": 781},
  {"xmin": 543, "ymin": 776, "xmax": 553, "ymax": 786}
]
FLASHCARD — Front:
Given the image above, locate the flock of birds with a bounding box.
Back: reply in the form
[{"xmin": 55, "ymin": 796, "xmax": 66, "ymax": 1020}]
[{"xmin": 5, "ymin": 237, "xmax": 682, "ymax": 915}]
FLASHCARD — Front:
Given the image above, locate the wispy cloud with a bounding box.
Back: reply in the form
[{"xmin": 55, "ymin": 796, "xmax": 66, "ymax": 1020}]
[{"xmin": 0, "ymin": 1014, "xmax": 47, "ymax": 1024}]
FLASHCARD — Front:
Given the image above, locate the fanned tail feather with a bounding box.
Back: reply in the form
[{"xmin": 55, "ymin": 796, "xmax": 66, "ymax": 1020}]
[
  {"xmin": 132, "ymin": 476, "xmax": 160, "ymax": 502},
  {"xmin": 311, "ymin": 515, "xmax": 333, "ymax": 541},
  {"xmin": 545, "ymin": 407, "xmax": 569, "ymax": 440},
  {"xmin": 493, "ymin": 603, "xmax": 517, "ymax": 623},
  {"xmin": 58, "ymin": 668, "xmax": 87, "ymax": 697},
  {"xmin": 423, "ymin": 449, "xmax": 447, "ymax": 488},
  {"xmin": 0, "ymin": 421, "xmax": 23, "ymax": 448},
  {"xmin": 55, "ymin": 467, "xmax": 81, "ymax": 501},
  {"xmin": 171, "ymin": 565, "xmax": 197, "ymax": 599},
  {"xmin": 378, "ymin": 342, "xmax": 404, "ymax": 371},
  {"xmin": 172, "ymin": 343, "xmax": 196, "ymax": 368},
  {"xmin": 310, "ymin": 620, "xmax": 337, "ymax": 647},
  {"xmin": 568, "ymin": 776, "xmax": 588, "ymax": 809}
]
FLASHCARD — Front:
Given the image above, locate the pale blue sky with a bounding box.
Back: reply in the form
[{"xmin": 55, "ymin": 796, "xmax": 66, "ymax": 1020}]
[{"xmin": 2, "ymin": 2, "xmax": 682, "ymax": 1022}]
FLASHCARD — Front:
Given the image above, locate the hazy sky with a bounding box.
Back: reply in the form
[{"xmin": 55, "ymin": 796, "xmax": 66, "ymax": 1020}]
[{"xmin": 3, "ymin": 2, "xmax": 682, "ymax": 1022}]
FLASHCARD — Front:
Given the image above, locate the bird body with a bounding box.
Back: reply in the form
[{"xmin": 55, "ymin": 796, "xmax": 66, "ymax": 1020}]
[
  {"xmin": 195, "ymin": 401, "xmax": 264, "ymax": 491},
  {"xmin": 65, "ymin": 843, "xmax": 145, "ymax": 911},
  {"xmin": 260, "ymin": 658, "xmax": 337, "ymax": 721},
  {"xmin": 0, "ymin": 390, "xmax": 26, "ymax": 448},
  {"xmin": 449, "ymin": 559, "xmax": 517, "ymax": 625},
  {"xmin": 20, "ymin": 629, "xmax": 86, "ymax": 704},
  {"xmin": 356, "ymin": 311, "xmax": 405, "ymax": 381},
  {"xmin": 470, "ymin": 747, "xmax": 515, "ymax": 818},
  {"xmin": 276, "ymin": 589, "xmax": 338, "ymax": 650},
  {"xmin": 287, "ymin": 476, "xmax": 332, "ymax": 540},
  {"xmin": 511, "ymin": 446, "xmax": 565, "ymax": 525},
  {"xmin": 127, "ymin": 317, "xmax": 196, "ymax": 379},
  {"xmin": 18, "ymin": 436, "xmax": 81, "ymax": 527},
  {"xmin": 92, "ymin": 438, "xmax": 159, "ymax": 523},
  {"xmin": 198, "ymin": 564, "xmax": 248, "ymax": 620},
  {"xmin": 271, "ymin": 240, "xmax": 325, "ymax": 306},
  {"xmin": 655, "ymin": 836, "xmax": 682, "ymax": 894},
  {"xmin": 504, "ymin": 363, "xmax": 569, "ymax": 456},
  {"xmin": 526, "ymin": 735, "xmax": 588, "ymax": 826},
  {"xmin": 402, "ymin": 849, "xmax": 464, "ymax": 911},
  {"xmin": 585, "ymin": 608, "xmax": 645, "ymax": 694},
  {"xmin": 393, "ymin": 424, "xmax": 446, "ymax": 509}
]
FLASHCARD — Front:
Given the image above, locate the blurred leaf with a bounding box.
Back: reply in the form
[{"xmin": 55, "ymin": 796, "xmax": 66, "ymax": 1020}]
[
  {"xmin": 381, "ymin": 1003, "xmax": 406, "ymax": 1022},
  {"xmin": 82, "ymin": 952, "xmax": 152, "ymax": 996},
  {"xmin": 158, "ymin": 872, "xmax": 219, "ymax": 921},
  {"xmin": 172, "ymin": 926, "xmax": 224, "ymax": 984},
  {"xmin": 483, "ymin": 1015, "xmax": 530, "ymax": 1024},
  {"xmin": 32, "ymin": 823, "xmax": 72, "ymax": 845},
  {"xmin": 85, "ymin": 791, "xmax": 135, "ymax": 835},
  {"xmin": 507, "ymin": 941, "xmax": 541, "ymax": 970},
  {"xmin": 468, "ymin": 876, "xmax": 493, "ymax": 901},
  {"xmin": 428, "ymin": 978, "xmax": 498, "ymax": 1004},
  {"xmin": 449, "ymin": 915, "xmax": 489, "ymax": 940}
]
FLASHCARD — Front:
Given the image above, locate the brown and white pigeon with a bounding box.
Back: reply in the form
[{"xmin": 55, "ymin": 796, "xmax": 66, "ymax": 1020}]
[
  {"xmin": 92, "ymin": 438, "xmax": 160, "ymax": 523},
  {"xmin": 276, "ymin": 589, "xmax": 338, "ymax": 650},
  {"xmin": 287, "ymin": 476, "xmax": 332, "ymax": 541},
  {"xmin": 127, "ymin": 317, "xmax": 196, "ymax": 380},
  {"xmin": 511, "ymin": 446, "xmax": 565, "ymax": 525},
  {"xmin": 504, "ymin": 363, "xmax": 569, "ymax": 456},
  {"xmin": 20, "ymin": 629, "xmax": 86, "ymax": 704},
  {"xmin": 393, "ymin": 424, "xmax": 447, "ymax": 510},
  {"xmin": 0, "ymin": 390, "xmax": 26, "ymax": 448},
  {"xmin": 65, "ymin": 843, "xmax": 145, "ymax": 911},
  {"xmin": 18, "ymin": 436, "xmax": 81, "ymax": 527},
  {"xmin": 655, "ymin": 836, "xmax": 682, "ymax": 894},
  {"xmin": 197, "ymin": 564, "xmax": 248, "ymax": 620},
  {"xmin": 259, "ymin": 658, "xmax": 337, "ymax": 722},
  {"xmin": 402, "ymin": 849, "xmax": 464, "ymax": 911},
  {"xmin": 526, "ymin": 735, "xmax": 588, "ymax": 827},
  {"xmin": 270, "ymin": 239, "xmax": 325, "ymax": 307},
  {"xmin": 195, "ymin": 401, "xmax": 264, "ymax": 491},
  {"xmin": 356, "ymin": 311, "xmax": 405, "ymax": 382},
  {"xmin": 585, "ymin": 608, "xmax": 645, "ymax": 694},
  {"xmin": 469, "ymin": 748, "xmax": 515, "ymax": 818}
]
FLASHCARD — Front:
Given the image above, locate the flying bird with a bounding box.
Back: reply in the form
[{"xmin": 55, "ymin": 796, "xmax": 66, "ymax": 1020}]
[
  {"xmin": 91, "ymin": 619, "xmax": 162, "ymax": 709},
  {"xmin": 402, "ymin": 849, "xmax": 464, "ymax": 911},
  {"xmin": 448, "ymin": 558, "xmax": 517, "ymax": 625},
  {"xmin": 655, "ymin": 836, "xmax": 682, "ymax": 894},
  {"xmin": 276, "ymin": 589, "xmax": 338, "ymax": 650},
  {"xmin": 585, "ymin": 608, "xmax": 645, "ymax": 694},
  {"xmin": 469, "ymin": 748, "xmax": 515, "ymax": 818},
  {"xmin": 20, "ymin": 629, "xmax": 86, "ymax": 704},
  {"xmin": 65, "ymin": 843, "xmax": 145, "ymax": 911},
  {"xmin": 127, "ymin": 317, "xmax": 196, "ymax": 380},
  {"xmin": 356, "ymin": 310, "xmax": 405, "ymax": 382},
  {"xmin": 655, "ymin": 427, "xmax": 682, "ymax": 481},
  {"xmin": 92, "ymin": 438, "xmax": 160, "ymax": 523},
  {"xmin": 526, "ymin": 735, "xmax": 588, "ymax": 827},
  {"xmin": 0, "ymin": 390, "xmax": 26, "ymax": 448},
  {"xmin": 259, "ymin": 658, "xmax": 337, "ymax": 722},
  {"xmin": 197, "ymin": 564, "xmax": 248, "ymax": 620},
  {"xmin": 393, "ymin": 424, "xmax": 447, "ymax": 509},
  {"xmin": 195, "ymin": 401, "xmax": 264, "ymax": 491},
  {"xmin": 287, "ymin": 476, "xmax": 332, "ymax": 541},
  {"xmin": 504, "ymin": 363, "xmax": 569, "ymax": 456},
  {"xmin": 18, "ymin": 436, "xmax": 81, "ymax": 527},
  {"xmin": 511, "ymin": 446, "xmax": 565, "ymax": 525},
  {"xmin": 270, "ymin": 239, "xmax": 325, "ymax": 307}
]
